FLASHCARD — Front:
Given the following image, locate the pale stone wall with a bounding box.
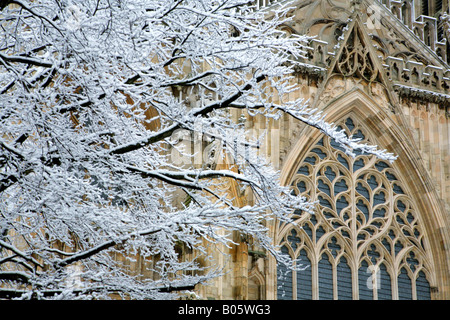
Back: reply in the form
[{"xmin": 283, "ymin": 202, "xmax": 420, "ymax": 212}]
[
  {"xmin": 192, "ymin": 69, "xmax": 450, "ymax": 299},
  {"xmin": 191, "ymin": 0, "xmax": 450, "ymax": 300}
]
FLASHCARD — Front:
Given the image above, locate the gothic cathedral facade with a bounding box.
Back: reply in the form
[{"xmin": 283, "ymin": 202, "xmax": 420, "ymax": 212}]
[{"xmin": 193, "ymin": 0, "xmax": 450, "ymax": 300}]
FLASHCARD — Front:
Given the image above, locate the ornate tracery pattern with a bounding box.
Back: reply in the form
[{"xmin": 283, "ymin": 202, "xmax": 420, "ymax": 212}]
[
  {"xmin": 277, "ymin": 117, "xmax": 434, "ymax": 300},
  {"xmin": 335, "ymin": 27, "xmax": 380, "ymax": 83}
]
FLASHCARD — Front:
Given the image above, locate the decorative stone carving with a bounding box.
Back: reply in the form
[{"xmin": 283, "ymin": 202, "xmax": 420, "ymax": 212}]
[
  {"xmin": 277, "ymin": 116, "xmax": 435, "ymax": 300},
  {"xmin": 335, "ymin": 27, "xmax": 380, "ymax": 82}
]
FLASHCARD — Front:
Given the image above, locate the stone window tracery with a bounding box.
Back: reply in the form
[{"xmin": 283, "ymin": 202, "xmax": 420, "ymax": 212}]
[{"xmin": 277, "ymin": 116, "xmax": 434, "ymax": 300}]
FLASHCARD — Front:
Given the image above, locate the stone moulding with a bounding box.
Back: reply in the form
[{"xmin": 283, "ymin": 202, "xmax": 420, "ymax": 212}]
[{"xmin": 393, "ymin": 84, "xmax": 450, "ymax": 110}]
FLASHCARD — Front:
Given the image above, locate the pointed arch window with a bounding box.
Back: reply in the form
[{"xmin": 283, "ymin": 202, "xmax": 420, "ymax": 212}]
[{"xmin": 277, "ymin": 117, "xmax": 434, "ymax": 300}]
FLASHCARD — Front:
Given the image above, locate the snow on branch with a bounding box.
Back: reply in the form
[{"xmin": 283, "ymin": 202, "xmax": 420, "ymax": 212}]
[
  {"xmin": 228, "ymin": 101, "xmax": 398, "ymax": 162},
  {"xmin": 0, "ymin": 0, "xmax": 396, "ymax": 300}
]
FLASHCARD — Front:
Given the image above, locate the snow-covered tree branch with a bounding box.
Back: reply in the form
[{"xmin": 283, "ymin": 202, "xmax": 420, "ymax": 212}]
[{"xmin": 0, "ymin": 0, "xmax": 396, "ymax": 300}]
